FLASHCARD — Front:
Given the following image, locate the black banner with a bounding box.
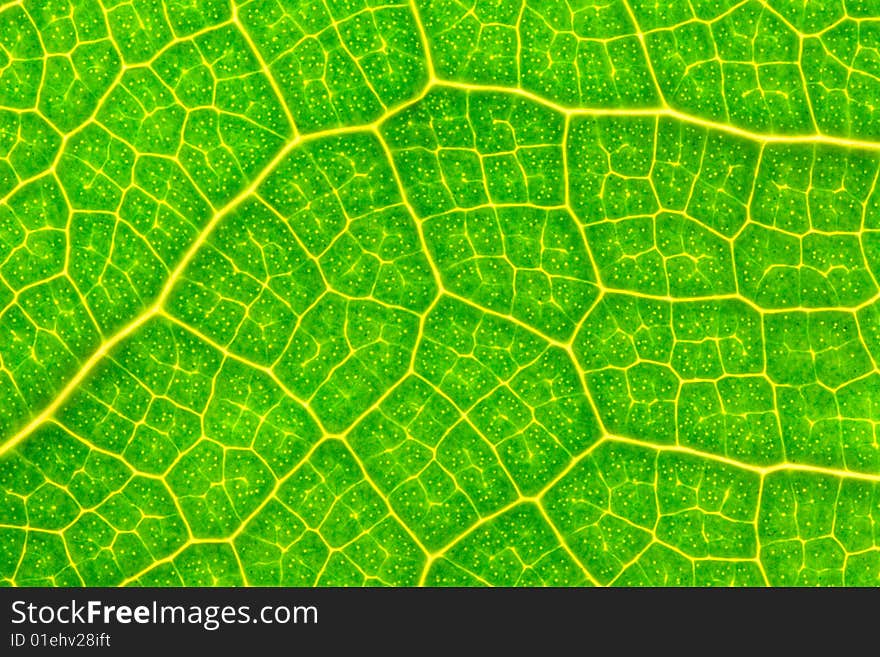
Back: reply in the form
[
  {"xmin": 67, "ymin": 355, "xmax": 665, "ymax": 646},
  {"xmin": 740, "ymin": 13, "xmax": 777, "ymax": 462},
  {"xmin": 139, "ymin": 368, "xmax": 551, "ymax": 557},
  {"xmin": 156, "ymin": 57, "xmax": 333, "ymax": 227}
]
[{"xmin": 0, "ymin": 587, "xmax": 869, "ymax": 653}]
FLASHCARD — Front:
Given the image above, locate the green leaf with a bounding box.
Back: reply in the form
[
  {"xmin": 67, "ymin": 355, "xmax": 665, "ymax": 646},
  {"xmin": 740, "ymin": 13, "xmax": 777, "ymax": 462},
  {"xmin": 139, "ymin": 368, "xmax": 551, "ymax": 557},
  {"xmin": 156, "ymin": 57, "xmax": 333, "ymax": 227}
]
[{"xmin": 1, "ymin": 0, "xmax": 880, "ymax": 587}]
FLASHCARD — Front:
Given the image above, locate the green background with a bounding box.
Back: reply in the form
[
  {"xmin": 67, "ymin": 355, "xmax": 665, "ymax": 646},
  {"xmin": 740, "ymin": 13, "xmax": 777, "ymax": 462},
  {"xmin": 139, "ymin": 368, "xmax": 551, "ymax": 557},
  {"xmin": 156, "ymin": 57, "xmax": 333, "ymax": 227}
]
[{"xmin": 1, "ymin": 0, "xmax": 880, "ymax": 586}]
